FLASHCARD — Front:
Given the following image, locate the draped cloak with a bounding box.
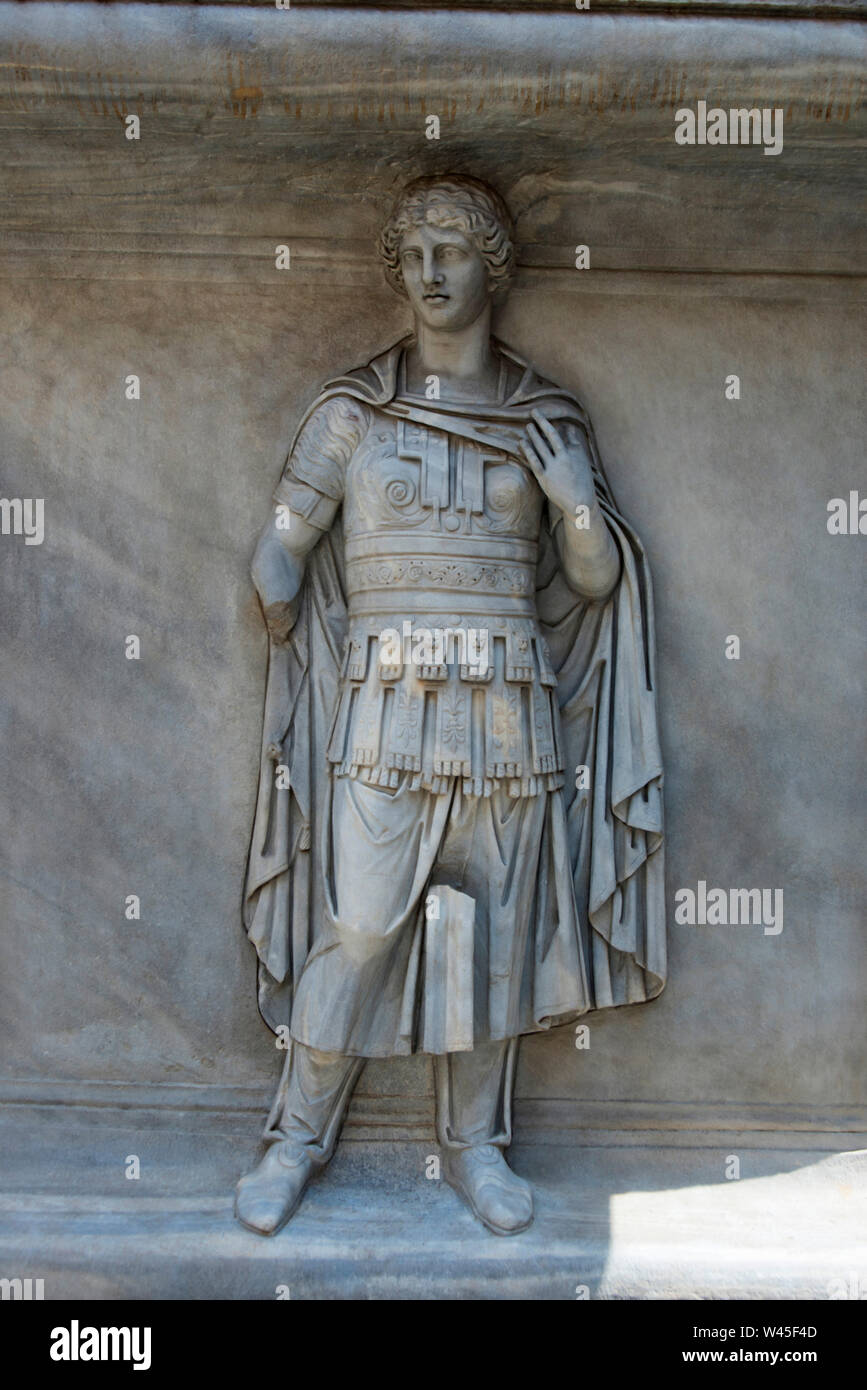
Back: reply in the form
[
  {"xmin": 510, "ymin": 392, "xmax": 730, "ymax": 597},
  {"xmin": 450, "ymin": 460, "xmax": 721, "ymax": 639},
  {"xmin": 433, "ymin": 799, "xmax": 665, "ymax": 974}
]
[{"xmin": 243, "ymin": 336, "xmax": 666, "ymax": 1037}]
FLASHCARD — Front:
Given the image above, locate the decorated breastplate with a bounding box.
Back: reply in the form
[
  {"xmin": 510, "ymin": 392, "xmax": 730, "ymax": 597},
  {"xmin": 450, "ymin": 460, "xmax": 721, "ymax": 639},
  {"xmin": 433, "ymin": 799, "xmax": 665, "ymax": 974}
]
[
  {"xmin": 341, "ymin": 407, "xmax": 543, "ymax": 618},
  {"xmin": 328, "ymin": 405, "xmax": 564, "ymax": 797}
]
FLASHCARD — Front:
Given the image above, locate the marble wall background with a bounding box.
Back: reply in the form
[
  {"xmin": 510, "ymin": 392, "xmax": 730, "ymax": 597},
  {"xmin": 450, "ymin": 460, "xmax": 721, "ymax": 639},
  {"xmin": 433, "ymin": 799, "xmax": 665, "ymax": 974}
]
[{"xmin": 1, "ymin": 3, "xmax": 864, "ymax": 1131}]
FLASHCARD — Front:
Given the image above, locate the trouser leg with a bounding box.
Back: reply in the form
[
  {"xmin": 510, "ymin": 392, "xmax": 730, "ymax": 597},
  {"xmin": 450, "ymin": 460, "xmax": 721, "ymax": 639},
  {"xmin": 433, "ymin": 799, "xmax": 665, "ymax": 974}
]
[
  {"xmin": 434, "ymin": 1037, "xmax": 518, "ymax": 1150},
  {"xmin": 290, "ymin": 774, "xmax": 452, "ymax": 1055},
  {"xmin": 263, "ymin": 1039, "xmax": 365, "ymax": 1165}
]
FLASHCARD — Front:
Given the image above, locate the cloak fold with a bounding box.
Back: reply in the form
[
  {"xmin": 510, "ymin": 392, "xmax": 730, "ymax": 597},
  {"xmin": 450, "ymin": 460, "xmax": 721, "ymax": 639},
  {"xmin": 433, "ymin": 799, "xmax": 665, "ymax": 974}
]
[{"xmin": 243, "ymin": 338, "xmax": 665, "ymax": 1033}]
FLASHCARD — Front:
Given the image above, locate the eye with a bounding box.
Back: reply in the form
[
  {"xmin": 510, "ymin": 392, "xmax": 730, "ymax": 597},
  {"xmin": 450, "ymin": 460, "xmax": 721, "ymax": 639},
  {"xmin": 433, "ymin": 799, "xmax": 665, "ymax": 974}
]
[
  {"xmin": 440, "ymin": 246, "xmax": 466, "ymax": 261},
  {"xmin": 401, "ymin": 249, "xmax": 422, "ymax": 262}
]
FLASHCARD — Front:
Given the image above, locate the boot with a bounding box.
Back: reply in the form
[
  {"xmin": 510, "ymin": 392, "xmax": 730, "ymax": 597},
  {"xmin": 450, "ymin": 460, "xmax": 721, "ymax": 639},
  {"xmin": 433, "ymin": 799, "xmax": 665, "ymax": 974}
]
[
  {"xmin": 444, "ymin": 1143, "xmax": 534, "ymax": 1236},
  {"xmin": 234, "ymin": 1142, "xmax": 317, "ymax": 1236}
]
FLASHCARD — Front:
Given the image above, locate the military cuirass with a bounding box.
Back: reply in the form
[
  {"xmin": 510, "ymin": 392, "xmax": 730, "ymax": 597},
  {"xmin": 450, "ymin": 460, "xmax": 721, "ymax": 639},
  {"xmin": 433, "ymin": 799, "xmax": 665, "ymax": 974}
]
[{"xmin": 325, "ymin": 403, "xmax": 565, "ymax": 797}]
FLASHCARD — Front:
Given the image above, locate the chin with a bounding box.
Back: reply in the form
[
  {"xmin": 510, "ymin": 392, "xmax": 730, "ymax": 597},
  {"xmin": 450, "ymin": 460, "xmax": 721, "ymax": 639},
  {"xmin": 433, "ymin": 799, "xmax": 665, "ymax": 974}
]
[{"xmin": 420, "ymin": 307, "xmax": 469, "ymax": 331}]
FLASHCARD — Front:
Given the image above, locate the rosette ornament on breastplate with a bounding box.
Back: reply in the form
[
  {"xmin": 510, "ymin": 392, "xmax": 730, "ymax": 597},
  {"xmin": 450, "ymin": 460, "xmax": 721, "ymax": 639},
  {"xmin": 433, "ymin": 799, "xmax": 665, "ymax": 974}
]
[{"xmin": 347, "ymin": 417, "xmax": 431, "ymax": 532}]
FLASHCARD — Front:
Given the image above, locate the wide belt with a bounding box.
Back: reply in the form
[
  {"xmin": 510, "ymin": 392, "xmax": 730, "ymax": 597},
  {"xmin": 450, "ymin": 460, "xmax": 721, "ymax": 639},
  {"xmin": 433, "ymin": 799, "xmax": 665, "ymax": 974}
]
[{"xmin": 345, "ymin": 535, "xmax": 539, "ymax": 617}]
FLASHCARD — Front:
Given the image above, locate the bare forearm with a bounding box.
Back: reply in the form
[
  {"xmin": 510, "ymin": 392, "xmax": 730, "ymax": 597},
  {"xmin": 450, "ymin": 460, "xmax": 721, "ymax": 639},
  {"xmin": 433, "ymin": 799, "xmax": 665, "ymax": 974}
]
[
  {"xmin": 253, "ymin": 527, "xmax": 305, "ymax": 605},
  {"xmin": 556, "ymin": 501, "xmax": 621, "ymax": 600},
  {"xmin": 251, "ymin": 527, "xmax": 309, "ymax": 642}
]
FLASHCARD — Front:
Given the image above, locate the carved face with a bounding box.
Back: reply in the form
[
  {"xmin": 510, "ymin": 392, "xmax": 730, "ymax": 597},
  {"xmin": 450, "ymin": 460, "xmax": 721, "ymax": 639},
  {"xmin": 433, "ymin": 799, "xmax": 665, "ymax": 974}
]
[{"xmin": 398, "ymin": 224, "xmax": 491, "ymax": 332}]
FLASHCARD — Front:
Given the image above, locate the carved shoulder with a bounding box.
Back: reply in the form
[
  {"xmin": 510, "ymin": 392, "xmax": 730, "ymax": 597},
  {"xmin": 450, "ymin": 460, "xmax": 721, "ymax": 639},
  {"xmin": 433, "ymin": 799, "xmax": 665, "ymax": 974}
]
[{"xmin": 288, "ymin": 393, "xmax": 373, "ymax": 499}]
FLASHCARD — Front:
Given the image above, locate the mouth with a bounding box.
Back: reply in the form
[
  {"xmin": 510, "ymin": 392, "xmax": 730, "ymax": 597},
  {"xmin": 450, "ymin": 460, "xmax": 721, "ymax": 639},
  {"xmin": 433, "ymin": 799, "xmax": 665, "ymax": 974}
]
[{"xmin": 423, "ymin": 293, "xmax": 449, "ymax": 305}]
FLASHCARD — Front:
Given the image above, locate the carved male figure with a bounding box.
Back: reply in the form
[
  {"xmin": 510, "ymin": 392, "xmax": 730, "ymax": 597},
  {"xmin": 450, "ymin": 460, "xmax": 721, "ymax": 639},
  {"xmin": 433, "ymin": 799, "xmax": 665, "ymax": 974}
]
[{"xmin": 237, "ymin": 175, "xmax": 665, "ymax": 1236}]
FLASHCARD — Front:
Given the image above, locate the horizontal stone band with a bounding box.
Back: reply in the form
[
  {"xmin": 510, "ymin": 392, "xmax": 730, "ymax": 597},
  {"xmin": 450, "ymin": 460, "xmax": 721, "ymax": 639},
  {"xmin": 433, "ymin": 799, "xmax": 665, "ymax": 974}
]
[
  {"xmin": 348, "ymin": 598, "xmax": 540, "ymax": 622},
  {"xmin": 346, "ymin": 556, "xmax": 536, "ymax": 599},
  {"xmin": 344, "ymin": 533, "xmax": 538, "ymax": 564}
]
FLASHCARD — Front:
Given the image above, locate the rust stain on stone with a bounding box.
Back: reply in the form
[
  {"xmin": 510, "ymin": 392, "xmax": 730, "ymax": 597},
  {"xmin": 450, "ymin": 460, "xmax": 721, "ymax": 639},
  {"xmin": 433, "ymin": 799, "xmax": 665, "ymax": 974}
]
[
  {"xmin": 231, "ymin": 84, "xmax": 263, "ymax": 117},
  {"xmin": 225, "ymin": 54, "xmax": 263, "ymax": 119}
]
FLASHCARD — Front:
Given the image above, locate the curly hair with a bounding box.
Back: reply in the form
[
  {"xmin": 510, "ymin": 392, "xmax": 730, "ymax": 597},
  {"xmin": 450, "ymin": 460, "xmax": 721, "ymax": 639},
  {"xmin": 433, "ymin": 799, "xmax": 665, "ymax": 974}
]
[{"xmin": 378, "ymin": 175, "xmax": 516, "ymax": 299}]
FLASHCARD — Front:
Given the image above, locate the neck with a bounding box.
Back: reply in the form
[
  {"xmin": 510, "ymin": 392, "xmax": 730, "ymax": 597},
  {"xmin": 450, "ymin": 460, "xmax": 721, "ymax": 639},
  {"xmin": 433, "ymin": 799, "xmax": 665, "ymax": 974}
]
[{"xmin": 412, "ymin": 307, "xmax": 494, "ymax": 381}]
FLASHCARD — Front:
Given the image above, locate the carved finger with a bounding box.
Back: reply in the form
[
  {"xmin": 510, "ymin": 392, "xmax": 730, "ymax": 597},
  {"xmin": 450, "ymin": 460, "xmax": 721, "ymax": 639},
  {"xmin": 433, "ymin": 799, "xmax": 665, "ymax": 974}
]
[
  {"xmin": 526, "ymin": 421, "xmax": 554, "ymax": 463},
  {"xmin": 530, "ymin": 408, "xmax": 565, "ymax": 453},
  {"xmin": 519, "ymin": 436, "xmax": 545, "ymax": 473}
]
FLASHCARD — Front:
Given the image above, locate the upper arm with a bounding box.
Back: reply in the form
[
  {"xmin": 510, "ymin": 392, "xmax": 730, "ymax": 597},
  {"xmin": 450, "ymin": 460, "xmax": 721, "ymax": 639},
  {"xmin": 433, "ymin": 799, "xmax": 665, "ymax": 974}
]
[{"xmin": 271, "ymin": 393, "xmax": 371, "ymax": 545}]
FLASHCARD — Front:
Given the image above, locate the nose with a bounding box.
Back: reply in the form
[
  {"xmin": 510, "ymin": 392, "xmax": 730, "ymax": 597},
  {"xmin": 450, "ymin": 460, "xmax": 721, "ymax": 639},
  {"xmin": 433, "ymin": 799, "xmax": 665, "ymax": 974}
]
[{"xmin": 421, "ymin": 250, "xmax": 443, "ymax": 288}]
